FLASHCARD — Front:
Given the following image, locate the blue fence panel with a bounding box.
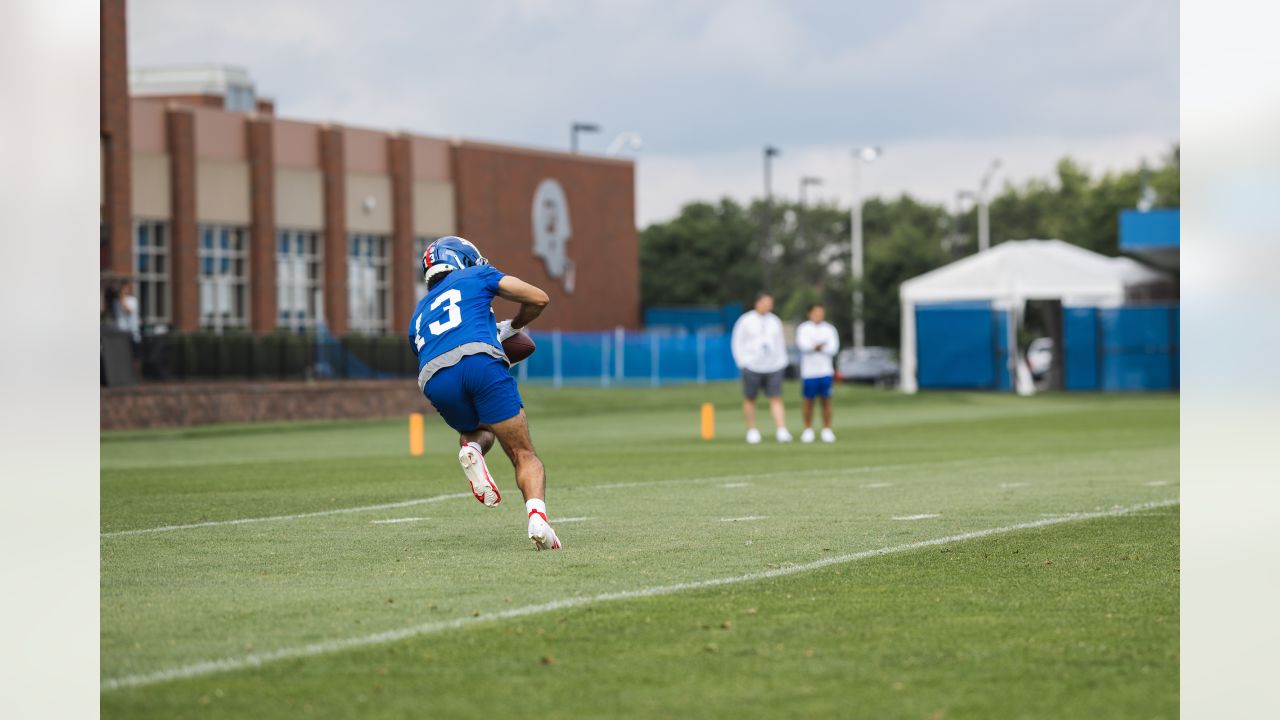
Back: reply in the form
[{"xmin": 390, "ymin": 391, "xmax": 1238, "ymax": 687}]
[
  {"xmin": 560, "ymin": 332, "xmax": 607, "ymax": 379},
  {"xmin": 1063, "ymin": 307, "xmax": 1100, "ymax": 390},
  {"xmin": 622, "ymin": 333, "xmax": 654, "ymax": 379},
  {"xmin": 1099, "ymin": 305, "xmax": 1176, "ymax": 391},
  {"xmin": 659, "ymin": 334, "xmax": 698, "ymax": 380},
  {"xmin": 916, "ymin": 302, "xmax": 999, "ymax": 389},
  {"xmin": 1172, "ymin": 306, "xmax": 1180, "ymax": 389},
  {"xmin": 522, "ymin": 331, "xmax": 557, "ymax": 379},
  {"xmin": 496, "ymin": 328, "xmax": 741, "ymax": 386},
  {"xmin": 703, "ymin": 334, "xmax": 738, "ymax": 380}
]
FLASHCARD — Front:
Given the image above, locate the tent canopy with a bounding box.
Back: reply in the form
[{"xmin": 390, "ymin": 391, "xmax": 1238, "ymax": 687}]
[
  {"xmin": 898, "ymin": 239, "xmax": 1169, "ymax": 393},
  {"xmin": 900, "ymin": 239, "xmax": 1167, "ymax": 309}
]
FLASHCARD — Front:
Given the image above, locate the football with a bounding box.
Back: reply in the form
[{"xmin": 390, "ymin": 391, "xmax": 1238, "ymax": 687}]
[{"xmin": 502, "ymin": 331, "xmax": 537, "ymax": 364}]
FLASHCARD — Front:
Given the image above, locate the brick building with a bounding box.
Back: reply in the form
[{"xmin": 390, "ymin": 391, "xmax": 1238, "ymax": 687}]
[{"xmin": 99, "ymin": 0, "xmax": 639, "ymax": 337}]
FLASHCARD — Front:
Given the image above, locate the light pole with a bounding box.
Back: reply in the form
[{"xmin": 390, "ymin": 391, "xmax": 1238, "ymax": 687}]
[
  {"xmin": 948, "ymin": 190, "xmax": 976, "ymax": 257},
  {"xmin": 977, "ymin": 159, "xmax": 1001, "ymax": 251},
  {"xmin": 763, "ymin": 146, "xmax": 780, "ymax": 290},
  {"xmin": 570, "ymin": 122, "xmax": 600, "ymax": 153},
  {"xmin": 798, "ymin": 176, "xmax": 823, "ymax": 254},
  {"xmin": 799, "ymin": 176, "xmax": 823, "ymax": 206},
  {"xmin": 849, "ymin": 146, "xmax": 881, "ymax": 348}
]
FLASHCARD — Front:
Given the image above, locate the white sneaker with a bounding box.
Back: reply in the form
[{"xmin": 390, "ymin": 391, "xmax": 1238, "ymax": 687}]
[
  {"xmin": 746, "ymin": 428, "xmax": 762, "ymax": 445},
  {"xmin": 458, "ymin": 443, "xmax": 501, "ymax": 507},
  {"xmin": 776, "ymin": 428, "xmax": 793, "ymax": 443},
  {"xmin": 821, "ymin": 428, "xmax": 837, "ymax": 443},
  {"xmin": 528, "ymin": 510, "xmax": 562, "ymax": 551},
  {"xmin": 800, "ymin": 428, "xmax": 815, "ymax": 443}
]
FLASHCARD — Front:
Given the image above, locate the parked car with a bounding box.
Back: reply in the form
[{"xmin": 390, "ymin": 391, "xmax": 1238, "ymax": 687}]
[
  {"xmin": 1027, "ymin": 337, "xmax": 1054, "ymax": 380},
  {"xmin": 836, "ymin": 346, "xmax": 900, "ymax": 386}
]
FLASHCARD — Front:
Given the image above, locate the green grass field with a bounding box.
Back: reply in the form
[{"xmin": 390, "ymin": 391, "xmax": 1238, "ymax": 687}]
[{"xmin": 101, "ymin": 382, "xmax": 1179, "ymax": 719}]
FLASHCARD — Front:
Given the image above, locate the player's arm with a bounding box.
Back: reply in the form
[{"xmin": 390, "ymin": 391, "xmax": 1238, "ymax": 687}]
[
  {"xmin": 497, "ymin": 275, "xmax": 550, "ymax": 331},
  {"xmin": 795, "ymin": 324, "xmax": 818, "ymax": 353}
]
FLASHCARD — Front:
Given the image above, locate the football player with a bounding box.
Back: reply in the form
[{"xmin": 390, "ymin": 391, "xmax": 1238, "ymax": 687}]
[{"xmin": 409, "ymin": 236, "xmax": 561, "ymax": 550}]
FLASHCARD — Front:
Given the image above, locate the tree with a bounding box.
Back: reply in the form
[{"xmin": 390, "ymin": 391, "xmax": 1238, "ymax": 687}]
[{"xmin": 638, "ymin": 145, "xmax": 1179, "ymax": 348}]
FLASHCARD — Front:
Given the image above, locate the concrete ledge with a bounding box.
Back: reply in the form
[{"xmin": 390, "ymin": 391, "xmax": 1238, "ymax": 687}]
[{"xmin": 101, "ymin": 379, "xmax": 432, "ymax": 430}]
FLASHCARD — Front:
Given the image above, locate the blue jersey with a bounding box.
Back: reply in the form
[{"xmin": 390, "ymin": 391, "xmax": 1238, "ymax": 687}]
[{"xmin": 409, "ymin": 265, "xmax": 508, "ymax": 389}]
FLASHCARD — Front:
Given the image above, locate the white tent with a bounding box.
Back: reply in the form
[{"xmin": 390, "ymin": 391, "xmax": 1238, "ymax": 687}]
[{"xmin": 899, "ymin": 239, "xmax": 1168, "ymax": 393}]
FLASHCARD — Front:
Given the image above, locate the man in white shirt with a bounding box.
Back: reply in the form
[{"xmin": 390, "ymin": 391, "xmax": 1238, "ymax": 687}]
[
  {"xmin": 795, "ymin": 303, "xmax": 839, "ymax": 443},
  {"xmin": 731, "ymin": 292, "xmax": 792, "ymax": 444}
]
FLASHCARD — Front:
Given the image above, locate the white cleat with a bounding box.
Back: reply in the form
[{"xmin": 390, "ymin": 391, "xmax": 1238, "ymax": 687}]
[
  {"xmin": 820, "ymin": 428, "xmax": 837, "ymax": 443},
  {"xmin": 528, "ymin": 510, "xmax": 562, "ymax": 551},
  {"xmin": 746, "ymin": 428, "xmax": 762, "ymax": 445},
  {"xmin": 776, "ymin": 428, "xmax": 793, "ymax": 443},
  {"xmin": 800, "ymin": 428, "xmax": 816, "ymax": 443},
  {"xmin": 458, "ymin": 443, "xmax": 501, "ymax": 507}
]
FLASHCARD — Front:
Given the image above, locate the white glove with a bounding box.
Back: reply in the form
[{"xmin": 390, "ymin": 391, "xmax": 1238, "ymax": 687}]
[{"xmin": 496, "ymin": 319, "xmax": 523, "ymax": 342}]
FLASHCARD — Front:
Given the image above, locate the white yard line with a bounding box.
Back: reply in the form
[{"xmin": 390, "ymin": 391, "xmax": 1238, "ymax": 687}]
[
  {"xmin": 719, "ymin": 515, "xmax": 767, "ymax": 522},
  {"xmin": 102, "ymin": 459, "xmax": 976, "ymax": 538},
  {"xmin": 554, "ymin": 517, "xmax": 592, "ymax": 523},
  {"xmin": 100, "ymin": 451, "xmax": 1170, "ymax": 539},
  {"xmin": 1145, "ymin": 480, "xmax": 1171, "ymax": 487},
  {"xmin": 720, "ymin": 482, "xmax": 751, "ymax": 488},
  {"xmin": 101, "ymin": 494, "xmax": 471, "ymax": 538},
  {"xmin": 370, "ymin": 517, "xmax": 427, "ymax": 525},
  {"xmin": 892, "ymin": 514, "xmax": 941, "ymax": 521},
  {"xmin": 861, "ymin": 482, "xmax": 894, "ymax": 489},
  {"xmin": 100, "ymin": 498, "xmax": 1177, "ymax": 692},
  {"xmin": 999, "ymin": 482, "xmax": 1030, "ymax": 489}
]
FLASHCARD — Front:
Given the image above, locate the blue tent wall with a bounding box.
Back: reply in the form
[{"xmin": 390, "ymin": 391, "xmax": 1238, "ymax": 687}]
[
  {"xmin": 1063, "ymin": 304, "xmax": 1179, "ymax": 391},
  {"xmin": 916, "ymin": 302, "xmax": 1011, "ymax": 389}
]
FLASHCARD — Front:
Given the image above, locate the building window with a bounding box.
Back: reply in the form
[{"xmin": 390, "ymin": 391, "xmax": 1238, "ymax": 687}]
[
  {"xmin": 225, "ymin": 84, "xmax": 257, "ymax": 112},
  {"xmin": 347, "ymin": 233, "xmax": 390, "ymax": 335},
  {"xmin": 276, "ymin": 229, "xmax": 323, "ymax": 332},
  {"xmin": 198, "ymin": 224, "xmax": 250, "ymax": 332},
  {"xmin": 133, "ymin": 219, "xmax": 170, "ymax": 327},
  {"xmin": 414, "ymin": 236, "xmax": 439, "ymax": 301}
]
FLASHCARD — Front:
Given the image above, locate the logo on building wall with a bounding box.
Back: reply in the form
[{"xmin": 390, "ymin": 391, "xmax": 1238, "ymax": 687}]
[{"xmin": 532, "ymin": 178, "xmax": 575, "ymax": 294}]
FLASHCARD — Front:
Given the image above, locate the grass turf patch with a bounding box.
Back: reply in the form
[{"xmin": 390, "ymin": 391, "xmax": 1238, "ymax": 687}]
[{"xmin": 102, "ymin": 508, "xmax": 1178, "ymax": 719}]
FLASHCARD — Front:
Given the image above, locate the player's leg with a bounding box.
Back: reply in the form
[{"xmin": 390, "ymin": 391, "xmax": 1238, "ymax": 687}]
[
  {"xmin": 819, "ymin": 377, "xmax": 836, "ymax": 442},
  {"xmin": 800, "ymin": 377, "xmax": 816, "ymax": 443},
  {"xmin": 470, "ymin": 357, "xmax": 560, "ymax": 550},
  {"xmin": 426, "ymin": 357, "xmax": 502, "ymax": 507},
  {"xmin": 489, "ymin": 411, "xmax": 560, "ymax": 550},
  {"xmin": 459, "ymin": 428, "xmax": 496, "ymax": 454},
  {"xmin": 489, "ymin": 410, "xmax": 545, "ymax": 501},
  {"xmin": 457, "ymin": 426, "xmax": 502, "ymax": 506},
  {"xmin": 766, "ymin": 370, "xmax": 791, "ymax": 442},
  {"xmin": 742, "ymin": 371, "xmax": 762, "ymax": 444}
]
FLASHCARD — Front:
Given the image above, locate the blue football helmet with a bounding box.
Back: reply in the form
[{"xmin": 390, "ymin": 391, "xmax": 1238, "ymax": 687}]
[{"xmin": 422, "ymin": 236, "xmax": 488, "ymax": 278}]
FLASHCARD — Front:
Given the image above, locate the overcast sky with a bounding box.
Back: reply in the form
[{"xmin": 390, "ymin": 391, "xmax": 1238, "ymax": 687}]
[{"xmin": 129, "ymin": 0, "xmax": 1178, "ymax": 226}]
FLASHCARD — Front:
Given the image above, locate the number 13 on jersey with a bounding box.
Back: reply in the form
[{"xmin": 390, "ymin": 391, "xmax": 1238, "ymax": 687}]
[{"xmin": 414, "ymin": 288, "xmax": 462, "ymax": 350}]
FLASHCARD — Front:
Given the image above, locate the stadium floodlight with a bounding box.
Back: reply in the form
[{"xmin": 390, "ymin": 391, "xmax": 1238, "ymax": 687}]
[
  {"xmin": 571, "ymin": 122, "xmax": 601, "ymax": 153},
  {"xmin": 606, "ymin": 132, "xmax": 644, "ymax": 156},
  {"xmin": 762, "ymin": 146, "xmax": 781, "ymax": 289},
  {"xmin": 977, "ymin": 159, "xmax": 1002, "ymax": 251},
  {"xmin": 849, "ymin": 146, "xmax": 882, "ymax": 348}
]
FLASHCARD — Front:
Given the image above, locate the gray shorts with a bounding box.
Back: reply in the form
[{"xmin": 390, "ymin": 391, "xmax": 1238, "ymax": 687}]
[{"xmin": 741, "ymin": 369, "xmax": 784, "ymax": 399}]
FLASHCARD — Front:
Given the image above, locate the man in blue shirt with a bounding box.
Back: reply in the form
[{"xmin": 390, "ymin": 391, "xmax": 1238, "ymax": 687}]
[{"xmin": 409, "ymin": 236, "xmax": 560, "ymax": 550}]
